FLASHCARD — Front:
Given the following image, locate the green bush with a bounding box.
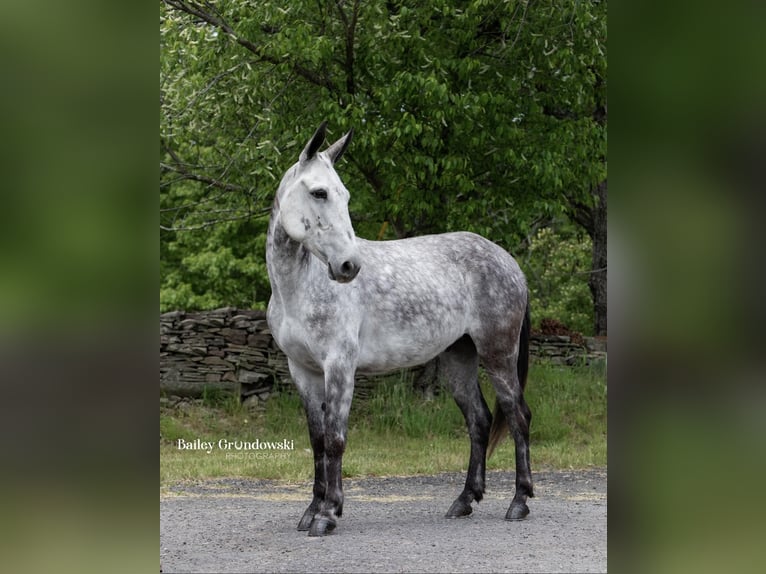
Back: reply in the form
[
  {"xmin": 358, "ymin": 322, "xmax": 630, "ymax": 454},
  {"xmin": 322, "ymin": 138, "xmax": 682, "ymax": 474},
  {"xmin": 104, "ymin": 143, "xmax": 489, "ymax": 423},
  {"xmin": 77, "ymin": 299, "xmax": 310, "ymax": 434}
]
[{"xmin": 525, "ymin": 226, "xmax": 593, "ymax": 335}]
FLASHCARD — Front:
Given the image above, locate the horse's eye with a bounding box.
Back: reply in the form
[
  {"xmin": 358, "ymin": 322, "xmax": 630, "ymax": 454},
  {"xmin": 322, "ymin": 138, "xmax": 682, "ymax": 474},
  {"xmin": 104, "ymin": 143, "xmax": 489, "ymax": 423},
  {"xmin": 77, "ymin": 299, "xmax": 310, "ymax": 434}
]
[{"xmin": 310, "ymin": 189, "xmax": 328, "ymax": 200}]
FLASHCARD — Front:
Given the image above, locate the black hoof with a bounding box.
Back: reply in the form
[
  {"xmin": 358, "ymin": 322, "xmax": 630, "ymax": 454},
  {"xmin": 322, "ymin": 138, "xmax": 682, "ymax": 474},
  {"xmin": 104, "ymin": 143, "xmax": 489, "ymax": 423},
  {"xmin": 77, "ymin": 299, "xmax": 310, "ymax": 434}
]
[
  {"xmin": 445, "ymin": 498, "xmax": 473, "ymax": 518},
  {"xmin": 297, "ymin": 510, "xmax": 314, "ymax": 531},
  {"xmin": 308, "ymin": 515, "xmax": 337, "ymax": 537},
  {"xmin": 505, "ymin": 502, "xmax": 529, "ymax": 521}
]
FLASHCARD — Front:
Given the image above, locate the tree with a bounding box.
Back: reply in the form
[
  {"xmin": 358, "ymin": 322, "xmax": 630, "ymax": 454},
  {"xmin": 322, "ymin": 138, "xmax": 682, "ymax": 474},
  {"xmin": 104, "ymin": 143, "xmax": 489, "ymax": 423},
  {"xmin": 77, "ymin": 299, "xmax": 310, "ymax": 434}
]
[
  {"xmin": 569, "ymin": 178, "xmax": 607, "ymax": 335},
  {"xmin": 525, "ymin": 225, "xmax": 594, "ymax": 335},
  {"xmin": 160, "ymin": 0, "xmax": 606, "ymax": 333}
]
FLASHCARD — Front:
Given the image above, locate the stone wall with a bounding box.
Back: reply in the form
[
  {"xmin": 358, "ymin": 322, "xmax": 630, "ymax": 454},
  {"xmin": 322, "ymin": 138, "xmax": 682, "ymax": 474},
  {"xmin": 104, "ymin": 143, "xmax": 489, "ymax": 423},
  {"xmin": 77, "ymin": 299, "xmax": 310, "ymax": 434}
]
[
  {"xmin": 530, "ymin": 334, "xmax": 607, "ymax": 366},
  {"xmin": 160, "ymin": 308, "xmax": 606, "ymax": 402},
  {"xmin": 160, "ymin": 308, "xmax": 284, "ymax": 404}
]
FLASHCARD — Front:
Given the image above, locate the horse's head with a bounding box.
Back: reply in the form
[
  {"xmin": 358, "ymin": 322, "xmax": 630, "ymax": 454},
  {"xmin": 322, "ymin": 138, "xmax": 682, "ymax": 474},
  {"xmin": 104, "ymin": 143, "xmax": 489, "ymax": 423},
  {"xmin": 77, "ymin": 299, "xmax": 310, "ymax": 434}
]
[{"xmin": 277, "ymin": 122, "xmax": 361, "ymax": 283}]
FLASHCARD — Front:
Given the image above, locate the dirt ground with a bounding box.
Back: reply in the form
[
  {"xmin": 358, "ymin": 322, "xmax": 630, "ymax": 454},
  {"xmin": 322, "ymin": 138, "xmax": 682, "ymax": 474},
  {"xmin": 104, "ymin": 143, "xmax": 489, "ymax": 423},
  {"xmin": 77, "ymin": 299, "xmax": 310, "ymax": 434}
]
[{"xmin": 160, "ymin": 468, "xmax": 607, "ymax": 573}]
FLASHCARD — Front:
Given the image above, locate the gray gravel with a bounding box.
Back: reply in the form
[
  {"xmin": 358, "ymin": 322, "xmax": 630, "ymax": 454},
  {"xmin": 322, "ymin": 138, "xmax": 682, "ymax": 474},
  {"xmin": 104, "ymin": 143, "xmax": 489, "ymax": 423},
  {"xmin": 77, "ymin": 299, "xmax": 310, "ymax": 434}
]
[{"xmin": 160, "ymin": 468, "xmax": 606, "ymax": 573}]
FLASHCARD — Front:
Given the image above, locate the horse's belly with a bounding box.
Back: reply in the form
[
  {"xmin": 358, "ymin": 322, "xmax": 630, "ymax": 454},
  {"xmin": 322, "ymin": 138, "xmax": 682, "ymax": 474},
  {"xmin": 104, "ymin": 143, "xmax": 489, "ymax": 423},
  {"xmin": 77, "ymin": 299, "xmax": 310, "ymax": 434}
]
[{"xmin": 356, "ymin": 322, "xmax": 464, "ymax": 374}]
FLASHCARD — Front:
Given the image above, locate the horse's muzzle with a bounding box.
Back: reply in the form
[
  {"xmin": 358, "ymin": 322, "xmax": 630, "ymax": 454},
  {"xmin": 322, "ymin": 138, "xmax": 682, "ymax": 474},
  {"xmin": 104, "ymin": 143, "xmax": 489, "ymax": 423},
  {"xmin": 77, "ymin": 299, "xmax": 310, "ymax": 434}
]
[{"xmin": 328, "ymin": 259, "xmax": 361, "ymax": 283}]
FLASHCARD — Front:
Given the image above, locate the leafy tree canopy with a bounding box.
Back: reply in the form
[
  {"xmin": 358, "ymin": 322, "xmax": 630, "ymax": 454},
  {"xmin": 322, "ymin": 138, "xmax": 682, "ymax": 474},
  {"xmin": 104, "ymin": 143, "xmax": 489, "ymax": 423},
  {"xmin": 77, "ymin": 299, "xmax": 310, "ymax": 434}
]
[{"xmin": 160, "ymin": 0, "xmax": 606, "ymax": 324}]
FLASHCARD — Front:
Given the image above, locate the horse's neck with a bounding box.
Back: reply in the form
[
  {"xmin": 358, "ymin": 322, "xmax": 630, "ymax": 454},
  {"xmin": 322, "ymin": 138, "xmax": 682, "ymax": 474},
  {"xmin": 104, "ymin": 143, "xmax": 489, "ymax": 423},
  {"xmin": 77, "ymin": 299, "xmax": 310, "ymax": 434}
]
[{"xmin": 266, "ymin": 207, "xmax": 311, "ymax": 297}]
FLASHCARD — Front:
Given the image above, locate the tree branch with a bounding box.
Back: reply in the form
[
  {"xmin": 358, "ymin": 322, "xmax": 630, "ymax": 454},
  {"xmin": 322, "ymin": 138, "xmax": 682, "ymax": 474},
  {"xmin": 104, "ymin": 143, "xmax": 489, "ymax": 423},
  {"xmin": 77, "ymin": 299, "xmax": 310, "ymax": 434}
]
[
  {"xmin": 566, "ymin": 196, "xmax": 594, "ymax": 237},
  {"xmin": 161, "ymin": 162, "xmax": 246, "ymax": 194},
  {"xmin": 163, "ymin": 0, "xmax": 337, "ymax": 93},
  {"xmin": 160, "ymin": 209, "xmax": 269, "ymax": 233},
  {"xmin": 334, "ymin": 0, "xmax": 360, "ymax": 96},
  {"xmin": 161, "ymin": 141, "xmax": 246, "ymax": 192}
]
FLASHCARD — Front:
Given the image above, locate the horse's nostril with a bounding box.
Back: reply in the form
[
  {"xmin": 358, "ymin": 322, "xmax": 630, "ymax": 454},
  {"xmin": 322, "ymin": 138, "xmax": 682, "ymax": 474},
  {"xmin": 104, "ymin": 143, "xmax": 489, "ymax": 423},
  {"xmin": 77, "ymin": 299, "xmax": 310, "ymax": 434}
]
[{"xmin": 331, "ymin": 260, "xmax": 359, "ymax": 282}]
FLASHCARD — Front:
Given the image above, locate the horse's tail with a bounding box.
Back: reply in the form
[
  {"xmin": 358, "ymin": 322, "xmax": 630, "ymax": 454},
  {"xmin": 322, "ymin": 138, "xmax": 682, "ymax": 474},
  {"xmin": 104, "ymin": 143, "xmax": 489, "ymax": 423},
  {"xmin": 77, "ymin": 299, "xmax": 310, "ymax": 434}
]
[{"xmin": 487, "ymin": 301, "xmax": 531, "ymax": 459}]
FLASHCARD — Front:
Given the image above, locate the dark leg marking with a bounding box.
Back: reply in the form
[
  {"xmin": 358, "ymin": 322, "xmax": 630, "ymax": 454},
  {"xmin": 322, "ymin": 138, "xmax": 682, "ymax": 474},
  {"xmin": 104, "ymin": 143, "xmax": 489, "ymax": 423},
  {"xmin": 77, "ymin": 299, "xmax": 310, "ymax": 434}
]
[
  {"xmin": 440, "ymin": 336, "xmax": 492, "ymax": 519},
  {"xmin": 308, "ymin": 362, "xmax": 354, "ymax": 536},
  {"xmin": 289, "ymin": 362, "xmax": 328, "ymax": 532},
  {"xmin": 479, "ymin": 336, "xmax": 534, "ymax": 522}
]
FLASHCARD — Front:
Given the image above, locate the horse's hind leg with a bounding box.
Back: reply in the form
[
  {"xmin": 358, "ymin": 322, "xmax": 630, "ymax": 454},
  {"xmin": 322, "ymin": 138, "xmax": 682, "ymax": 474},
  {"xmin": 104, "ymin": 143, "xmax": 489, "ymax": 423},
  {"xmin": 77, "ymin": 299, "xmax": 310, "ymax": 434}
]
[
  {"xmin": 440, "ymin": 335, "xmax": 492, "ymax": 518},
  {"xmin": 504, "ymin": 391, "xmax": 533, "ymax": 520},
  {"xmin": 482, "ymin": 349, "xmax": 534, "ymax": 521},
  {"xmin": 288, "ymin": 360, "xmax": 327, "ymax": 531}
]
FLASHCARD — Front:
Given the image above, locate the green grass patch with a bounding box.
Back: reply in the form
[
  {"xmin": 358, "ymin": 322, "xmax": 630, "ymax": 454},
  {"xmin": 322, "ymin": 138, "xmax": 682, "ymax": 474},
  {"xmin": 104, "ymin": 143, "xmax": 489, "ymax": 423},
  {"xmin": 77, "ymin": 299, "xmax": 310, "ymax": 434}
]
[{"xmin": 160, "ymin": 362, "xmax": 606, "ymax": 487}]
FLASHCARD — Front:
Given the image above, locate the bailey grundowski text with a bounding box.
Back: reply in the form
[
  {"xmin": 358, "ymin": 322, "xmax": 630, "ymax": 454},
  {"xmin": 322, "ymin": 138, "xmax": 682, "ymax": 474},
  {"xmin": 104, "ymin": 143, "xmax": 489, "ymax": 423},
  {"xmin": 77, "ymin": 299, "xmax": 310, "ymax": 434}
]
[{"xmin": 176, "ymin": 438, "xmax": 295, "ymax": 454}]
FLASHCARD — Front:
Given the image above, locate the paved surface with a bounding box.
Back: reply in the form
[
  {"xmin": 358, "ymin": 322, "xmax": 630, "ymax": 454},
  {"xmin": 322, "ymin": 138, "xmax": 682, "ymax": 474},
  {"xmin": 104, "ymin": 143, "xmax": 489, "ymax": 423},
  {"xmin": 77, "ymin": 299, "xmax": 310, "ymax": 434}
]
[{"xmin": 160, "ymin": 469, "xmax": 607, "ymax": 573}]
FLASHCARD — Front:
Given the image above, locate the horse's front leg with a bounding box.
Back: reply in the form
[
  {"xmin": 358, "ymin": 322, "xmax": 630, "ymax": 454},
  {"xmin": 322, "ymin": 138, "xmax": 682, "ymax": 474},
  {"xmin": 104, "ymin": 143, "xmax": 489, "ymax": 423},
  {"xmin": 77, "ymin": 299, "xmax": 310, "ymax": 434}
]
[
  {"xmin": 288, "ymin": 360, "xmax": 328, "ymax": 531},
  {"xmin": 308, "ymin": 360, "xmax": 355, "ymax": 537}
]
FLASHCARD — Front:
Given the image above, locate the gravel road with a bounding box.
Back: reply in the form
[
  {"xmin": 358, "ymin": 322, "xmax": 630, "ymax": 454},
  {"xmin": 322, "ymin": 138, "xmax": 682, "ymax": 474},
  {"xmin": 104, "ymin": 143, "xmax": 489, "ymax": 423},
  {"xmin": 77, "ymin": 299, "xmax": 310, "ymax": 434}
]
[{"xmin": 160, "ymin": 468, "xmax": 606, "ymax": 573}]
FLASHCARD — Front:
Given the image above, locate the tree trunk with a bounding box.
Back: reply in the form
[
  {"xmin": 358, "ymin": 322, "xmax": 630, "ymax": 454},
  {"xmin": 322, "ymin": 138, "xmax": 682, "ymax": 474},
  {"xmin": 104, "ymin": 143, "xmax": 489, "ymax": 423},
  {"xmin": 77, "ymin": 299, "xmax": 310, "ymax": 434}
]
[{"xmin": 589, "ymin": 179, "xmax": 607, "ymax": 336}]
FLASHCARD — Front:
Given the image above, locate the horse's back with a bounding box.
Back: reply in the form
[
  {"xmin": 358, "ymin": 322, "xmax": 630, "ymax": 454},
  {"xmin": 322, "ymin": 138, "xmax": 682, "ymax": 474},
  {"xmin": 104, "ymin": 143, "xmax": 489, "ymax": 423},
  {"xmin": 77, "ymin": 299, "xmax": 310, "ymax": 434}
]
[
  {"xmin": 353, "ymin": 231, "xmax": 526, "ymax": 373},
  {"xmin": 358, "ymin": 231, "xmax": 525, "ymax": 299}
]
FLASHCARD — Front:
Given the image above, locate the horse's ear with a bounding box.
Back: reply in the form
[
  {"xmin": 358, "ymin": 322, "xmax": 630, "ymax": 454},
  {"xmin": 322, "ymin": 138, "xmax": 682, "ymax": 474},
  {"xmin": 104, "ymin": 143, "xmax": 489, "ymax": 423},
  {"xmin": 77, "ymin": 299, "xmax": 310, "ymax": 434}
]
[
  {"xmin": 325, "ymin": 128, "xmax": 354, "ymax": 164},
  {"xmin": 300, "ymin": 121, "xmax": 328, "ymax": 163}
]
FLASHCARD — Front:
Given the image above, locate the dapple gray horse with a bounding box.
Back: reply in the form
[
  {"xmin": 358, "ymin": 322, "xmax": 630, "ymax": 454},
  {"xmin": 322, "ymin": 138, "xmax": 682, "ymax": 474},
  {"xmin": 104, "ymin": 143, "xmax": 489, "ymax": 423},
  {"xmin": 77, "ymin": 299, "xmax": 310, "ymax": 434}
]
[{"xmin": 266, "ymin": 122, "xmax": 533, "ymax": 536}]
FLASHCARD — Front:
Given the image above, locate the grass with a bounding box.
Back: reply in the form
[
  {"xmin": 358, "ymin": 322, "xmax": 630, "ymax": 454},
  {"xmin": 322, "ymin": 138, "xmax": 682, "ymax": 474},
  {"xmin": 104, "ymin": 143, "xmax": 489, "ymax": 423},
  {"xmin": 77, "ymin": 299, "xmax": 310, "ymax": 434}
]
[{"xmin": 160, "ymin": 362, "xmax": 606, "ymax": 487}]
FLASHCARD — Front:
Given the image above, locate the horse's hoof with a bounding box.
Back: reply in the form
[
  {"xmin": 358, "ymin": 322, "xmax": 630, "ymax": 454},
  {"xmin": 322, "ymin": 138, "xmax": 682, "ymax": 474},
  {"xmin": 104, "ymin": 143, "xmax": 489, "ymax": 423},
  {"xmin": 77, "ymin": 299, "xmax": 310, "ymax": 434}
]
[
  {"xmin": 505, "ymin": 502, "xmax": 529, "ymax": 521},
  {"xmin": 308, "ymin": 515, "xmax": 337, "ymax": 537},
  {"xmin": 445, "ymin": 498, "xmax": 473, "ymax": 518},
  {"xmin": 297, "ymin": 511, "xmax": 314, "ymax": 531}
]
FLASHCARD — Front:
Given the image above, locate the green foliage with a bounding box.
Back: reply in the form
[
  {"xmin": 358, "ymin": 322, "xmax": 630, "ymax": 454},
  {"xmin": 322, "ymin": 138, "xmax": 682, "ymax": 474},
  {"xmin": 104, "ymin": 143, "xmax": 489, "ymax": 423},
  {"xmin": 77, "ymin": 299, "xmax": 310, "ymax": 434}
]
[
  {"xmin": 200, "ymin": 385, "xmax": 242, "ymax": 414},
  {"xmin": 524, "ymin": 361, "xmax": 607, "ymax": 447},
  {"xmin": 526, "ymin": 226, "xmax": 594, "ymax": 335},
  {"xmin": 160, "ymin": 0, "xmax": 606, "ymax": 312},
  {"xmin": 362, "ymin": 374, "xmax": 466, "ymax": 439},
  {"xmin": 160, "ymin": 216, "xmax": 270, "ymax": 311},
  {"xmin": 262, "ymin": 389, "xmax": 308, "ymax": 437}
]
